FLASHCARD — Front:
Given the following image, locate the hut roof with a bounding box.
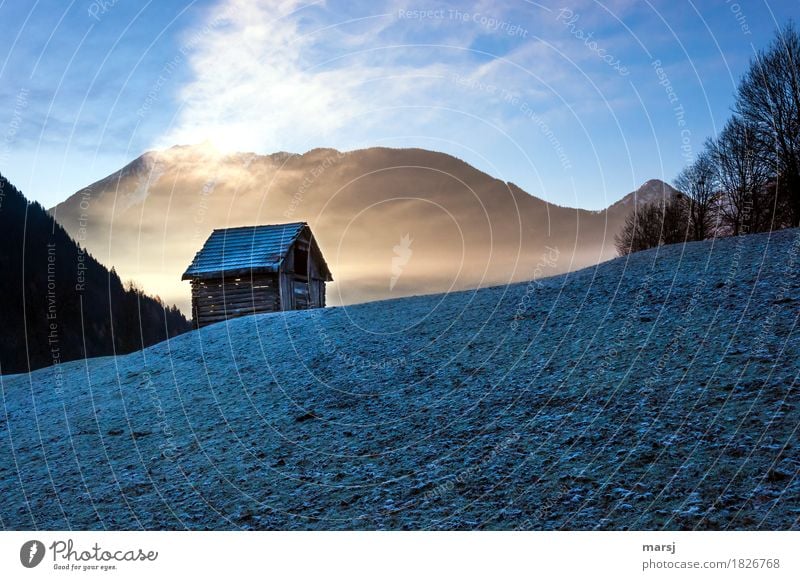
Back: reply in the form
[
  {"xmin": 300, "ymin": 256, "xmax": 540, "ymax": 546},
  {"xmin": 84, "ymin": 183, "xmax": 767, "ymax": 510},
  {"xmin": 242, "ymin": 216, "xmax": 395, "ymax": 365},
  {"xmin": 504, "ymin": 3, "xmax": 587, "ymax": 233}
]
[{"xmin": 181, "ymin": 222, "xmax": 332, "ymax": 280}]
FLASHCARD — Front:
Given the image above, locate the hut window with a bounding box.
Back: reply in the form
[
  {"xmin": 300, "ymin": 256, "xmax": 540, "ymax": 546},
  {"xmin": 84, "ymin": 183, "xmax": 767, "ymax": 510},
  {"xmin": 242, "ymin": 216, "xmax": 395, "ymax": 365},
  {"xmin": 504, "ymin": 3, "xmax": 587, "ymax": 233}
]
[{"xmin": 294, "ymin": 245, "xmax": 309, "ymax": 277}]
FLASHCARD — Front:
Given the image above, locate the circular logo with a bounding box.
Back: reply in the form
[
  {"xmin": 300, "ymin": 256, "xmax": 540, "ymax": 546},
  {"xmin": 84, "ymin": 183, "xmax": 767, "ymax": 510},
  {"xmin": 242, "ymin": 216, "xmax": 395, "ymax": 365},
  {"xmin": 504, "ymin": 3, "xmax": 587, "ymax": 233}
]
[{"xmin": 20, "ymin": 540, "xmax": 46, "ymax": 568}]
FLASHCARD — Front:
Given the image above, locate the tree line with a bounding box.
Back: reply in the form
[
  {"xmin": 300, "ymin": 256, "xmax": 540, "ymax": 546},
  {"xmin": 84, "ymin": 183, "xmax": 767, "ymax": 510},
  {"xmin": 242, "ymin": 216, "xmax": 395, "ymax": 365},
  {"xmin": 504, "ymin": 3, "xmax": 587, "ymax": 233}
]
[
  {"xmin": 0, "ymin": 173, "xmax": 192, "ymax": 375},
  {"xmin": 617, "ymin": 23, "xmax": 800, "ymax": 256}
]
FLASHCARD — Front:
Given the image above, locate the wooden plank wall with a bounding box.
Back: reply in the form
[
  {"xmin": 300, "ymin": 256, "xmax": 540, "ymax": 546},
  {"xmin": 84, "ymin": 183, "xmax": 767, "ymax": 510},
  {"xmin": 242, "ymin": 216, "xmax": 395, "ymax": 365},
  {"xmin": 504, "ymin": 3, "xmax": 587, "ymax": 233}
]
[
  {"xmin": 313, "ymin": 279, "xmax": 326, "ymax": 308},
  {"xmin": 191, "ymin": 274, "xmax": 280, "ymax": 327},
  {"xmin": 278, "ymin": 270, "xmax": 293, "ymax": 312}
]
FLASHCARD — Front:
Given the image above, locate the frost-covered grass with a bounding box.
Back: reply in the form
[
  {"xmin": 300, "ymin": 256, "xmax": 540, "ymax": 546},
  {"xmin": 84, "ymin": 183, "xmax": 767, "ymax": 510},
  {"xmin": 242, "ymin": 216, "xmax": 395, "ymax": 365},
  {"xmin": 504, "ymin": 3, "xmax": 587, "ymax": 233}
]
[{"xmin": 1, "ymin": 229, "xmax": 798, "ymax": 530}]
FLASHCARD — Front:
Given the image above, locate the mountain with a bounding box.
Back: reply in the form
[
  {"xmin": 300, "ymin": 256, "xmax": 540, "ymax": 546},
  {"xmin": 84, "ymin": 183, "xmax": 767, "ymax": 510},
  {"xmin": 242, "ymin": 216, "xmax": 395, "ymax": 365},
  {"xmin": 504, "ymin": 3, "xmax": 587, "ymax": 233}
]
[
  {"xmin": 0, "ymin": 173, "xmax": 192, "ymax": 375},
  {"xmin": 1, "ymin": 228, "xmax": 797, "ymax": 529},
  {"xmin": 50, "ymin": 145, "xmax": 679, "ymax": 312},
  {"xmin": 606, "ymin": 178, "xmax": 681, "ymax": 212}
]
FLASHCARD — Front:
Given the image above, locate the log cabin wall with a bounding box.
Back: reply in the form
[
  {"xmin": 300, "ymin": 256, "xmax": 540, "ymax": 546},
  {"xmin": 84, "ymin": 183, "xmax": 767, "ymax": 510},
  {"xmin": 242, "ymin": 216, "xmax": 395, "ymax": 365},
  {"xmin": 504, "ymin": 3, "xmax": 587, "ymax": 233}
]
[
  {"xmin": 183, "ymin": 222, "xmax": 333, "ymax": 327},
  {"xmin": 278, "ymin": 269, "xmax": 293, "ymax": 312},
  {"xmin": 278, "ymin": 230, "xmax": 327, "ymax": 311},
  {"xmin": 191, "ymin": 273, "xmax": 280, "ymax": 327}
]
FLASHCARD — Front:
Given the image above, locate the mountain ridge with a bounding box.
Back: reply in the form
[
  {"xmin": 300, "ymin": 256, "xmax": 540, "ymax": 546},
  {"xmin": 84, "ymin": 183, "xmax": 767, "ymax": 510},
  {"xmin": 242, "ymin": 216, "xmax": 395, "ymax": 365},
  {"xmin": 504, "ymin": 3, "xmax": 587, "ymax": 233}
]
[
  {"xmin": 54, "ymin": 144, "xmax": 675, "ymax": 215},
  {"xmin": 49, "ymin": 145, "xmax": 679, "ymax": 312}
]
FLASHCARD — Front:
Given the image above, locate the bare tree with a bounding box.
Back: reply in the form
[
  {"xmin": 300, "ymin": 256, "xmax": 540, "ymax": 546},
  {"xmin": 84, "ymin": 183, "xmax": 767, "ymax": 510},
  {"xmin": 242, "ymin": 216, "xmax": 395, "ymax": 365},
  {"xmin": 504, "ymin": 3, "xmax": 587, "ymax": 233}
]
[
  {"xmin": 616, "ymin": 202, "xmax": 651, "ymax": 256},
  {"xmin": 615, "ymin": 196, "xmax": 690, "ymax": 256},
  {"xmin": 662, "ymin": 194, "xmax": 691, "ymax": 245},
  {"xmin": 673, "ymin": 151, "xmax": 718, "ymax": 241},
  {"xmin": 736, "ymin": 22, "xmax": 800, "ymax": 227},
  {"xmin": 707, "ymin": 117, "xmax": 772, "ymax": 235}
]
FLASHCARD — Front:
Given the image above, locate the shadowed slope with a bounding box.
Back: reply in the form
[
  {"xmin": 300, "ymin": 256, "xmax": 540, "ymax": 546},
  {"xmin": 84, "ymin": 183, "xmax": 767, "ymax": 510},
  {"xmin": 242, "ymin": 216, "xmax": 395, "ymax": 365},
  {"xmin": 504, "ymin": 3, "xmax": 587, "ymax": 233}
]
[{"xmin": 2, "ymin": 229, "xmax": 796, "ymax": 530}]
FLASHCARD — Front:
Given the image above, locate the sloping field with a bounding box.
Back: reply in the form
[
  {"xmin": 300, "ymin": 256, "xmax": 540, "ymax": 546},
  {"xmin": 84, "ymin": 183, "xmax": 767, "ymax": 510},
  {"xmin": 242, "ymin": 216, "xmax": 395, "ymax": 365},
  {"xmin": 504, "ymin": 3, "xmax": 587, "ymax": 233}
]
[{"xmin": 1, "ymin": 229, "xmax": 798, "ymax": 530}]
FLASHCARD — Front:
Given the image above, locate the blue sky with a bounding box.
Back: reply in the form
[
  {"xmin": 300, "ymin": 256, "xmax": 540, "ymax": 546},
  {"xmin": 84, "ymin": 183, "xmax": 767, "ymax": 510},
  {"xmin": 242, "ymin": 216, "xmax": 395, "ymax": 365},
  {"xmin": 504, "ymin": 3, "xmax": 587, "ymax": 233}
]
[{"xmin": 0, "ymin": 0, "xmax": 796, "ymax": 209}]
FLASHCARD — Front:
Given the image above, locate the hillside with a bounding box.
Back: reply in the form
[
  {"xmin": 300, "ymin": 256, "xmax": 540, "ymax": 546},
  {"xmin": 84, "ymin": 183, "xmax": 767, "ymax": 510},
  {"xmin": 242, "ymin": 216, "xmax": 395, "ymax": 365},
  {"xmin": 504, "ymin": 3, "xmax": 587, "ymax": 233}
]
[
  {"xmin": 0, "ymin": 174, "xmax": 192, "ymax": 374},
  {"xmin": 50, "ymin": 145, "xmax": 679, "ymax": 311},
  {"xmin": 1, "ymin": 229, "xmax": 797, "ymax": 530}
]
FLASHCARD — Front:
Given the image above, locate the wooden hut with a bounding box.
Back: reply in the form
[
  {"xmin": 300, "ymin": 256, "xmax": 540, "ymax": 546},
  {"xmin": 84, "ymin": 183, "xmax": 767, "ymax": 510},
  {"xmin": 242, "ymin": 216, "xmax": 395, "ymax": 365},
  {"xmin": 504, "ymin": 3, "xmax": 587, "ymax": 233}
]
[{"xmin": 182, "ymin": 222, "xmax": 333, "ymax": 327}]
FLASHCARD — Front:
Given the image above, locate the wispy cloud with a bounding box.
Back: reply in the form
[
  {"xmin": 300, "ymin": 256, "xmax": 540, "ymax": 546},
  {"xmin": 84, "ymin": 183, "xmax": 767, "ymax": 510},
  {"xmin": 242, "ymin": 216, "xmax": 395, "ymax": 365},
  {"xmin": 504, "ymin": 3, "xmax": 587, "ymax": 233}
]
[
  {"xmin": 161, "ymin": 0, "xmax": 400, "ymax": 151},
  {"xmin": 157, "ymin": 0, "xmax": 561, "ymax": 153}
]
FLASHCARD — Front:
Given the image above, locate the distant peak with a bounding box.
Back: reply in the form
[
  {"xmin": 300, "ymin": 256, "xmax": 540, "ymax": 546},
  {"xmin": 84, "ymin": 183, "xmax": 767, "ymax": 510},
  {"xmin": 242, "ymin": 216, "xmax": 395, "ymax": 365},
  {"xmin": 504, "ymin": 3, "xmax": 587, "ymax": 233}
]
[
  {"xmin": 637, "ymin": 178, "xmax": 675, "ymax": 192},
  {"xmin": 608, "ymin": 178, "xmax": 679, "ymax": 210}
]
